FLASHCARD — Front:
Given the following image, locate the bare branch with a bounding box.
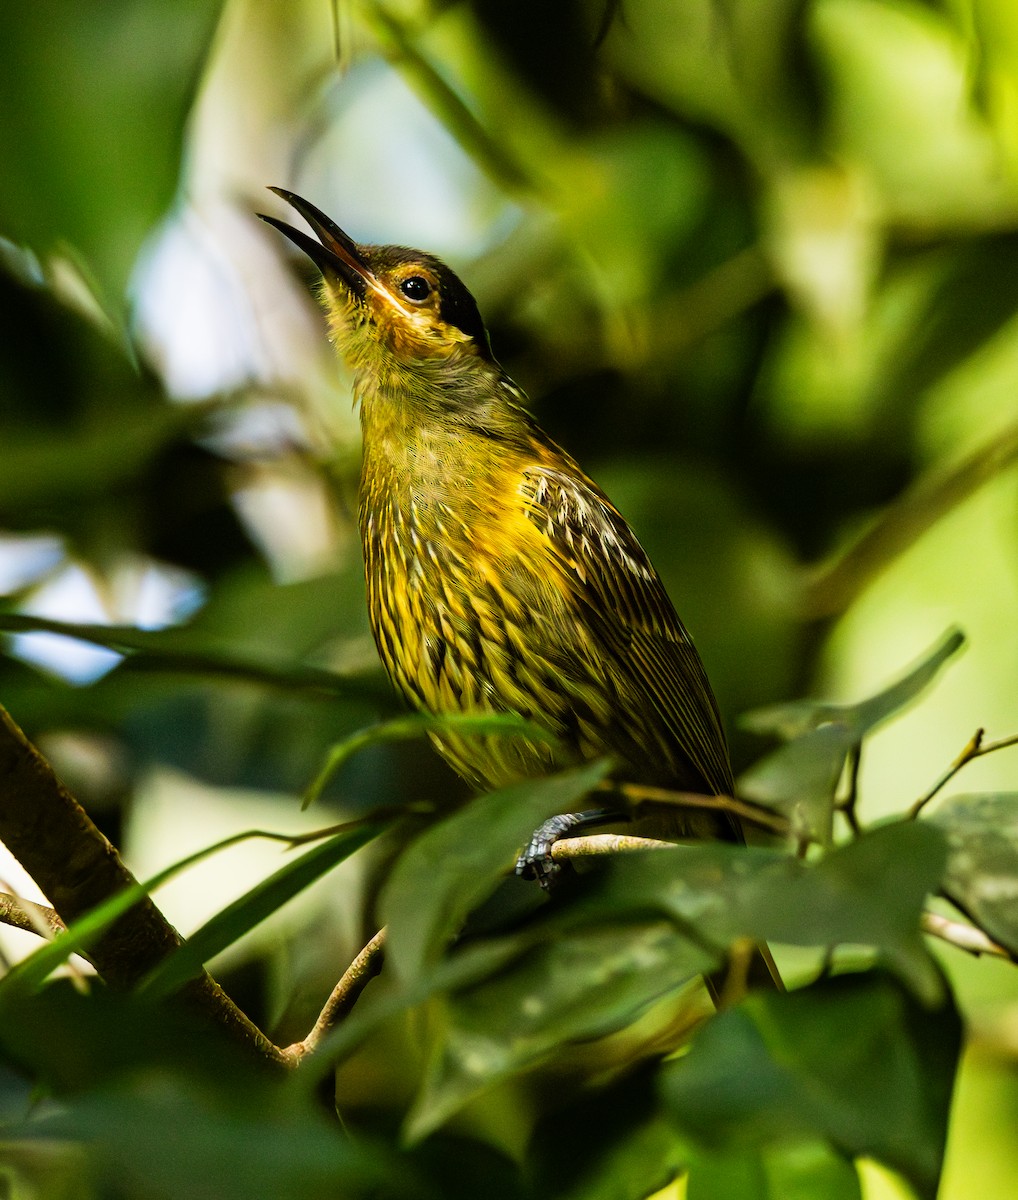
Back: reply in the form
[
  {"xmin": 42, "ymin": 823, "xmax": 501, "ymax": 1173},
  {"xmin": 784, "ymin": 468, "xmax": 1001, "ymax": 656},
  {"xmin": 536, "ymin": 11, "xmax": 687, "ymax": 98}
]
[
  {"xmin": 283, "ymin": 928, "xmax": 387, "ymax": 1064},
  {"xmin": 551, "ymin": 833, "xmax": 676, "ymax": 859},
  {"xmin": 910, "ymin": 728, "xmax": 1018, "ymax": 818},
  {"xmin": 0, "ymin": 890, "xmax": 66, "ymax": 939}
]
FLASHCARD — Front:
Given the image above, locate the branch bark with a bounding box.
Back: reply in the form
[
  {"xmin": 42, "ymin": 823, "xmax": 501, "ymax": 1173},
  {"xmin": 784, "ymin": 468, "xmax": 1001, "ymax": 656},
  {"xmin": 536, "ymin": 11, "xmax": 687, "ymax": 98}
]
[
  {"xmin": 283, "ymin": 927, "xmax": 387, "ymax": 1063},
  {"xmin": 0, "ymin": 703, "xmax": 286, "ymax": 1067},
  {"xmin": 0, "ymin": 891, "xmax": 66, "ymax": 939}
]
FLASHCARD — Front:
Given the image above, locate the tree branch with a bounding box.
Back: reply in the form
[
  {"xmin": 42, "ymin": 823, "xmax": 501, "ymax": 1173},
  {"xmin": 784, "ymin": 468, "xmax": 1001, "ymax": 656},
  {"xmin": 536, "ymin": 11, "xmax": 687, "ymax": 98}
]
[
  {"xmin": 0, "ymin": 890, "xmax": 66, "ymax": 939},
  {"xmin": 0, "ymin": 703, "xmax": 286, "ymax": 1068},
  {"xmin": 551, "ymin": 832, "xmax": 676, "ymax": 859}
]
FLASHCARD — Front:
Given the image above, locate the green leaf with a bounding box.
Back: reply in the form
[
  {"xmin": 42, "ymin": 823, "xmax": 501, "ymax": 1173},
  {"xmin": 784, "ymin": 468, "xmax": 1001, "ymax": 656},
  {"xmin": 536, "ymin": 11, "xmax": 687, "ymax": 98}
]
[
  {"xmin": 0, "ymin": 0, "xmax": 224, "ymax": 306},
  {"xmin": 138, "ymin": 823, "xmax": 385, "ymax": 1000},
  {"xmin": 560, "ymin": 821, "xmax": 948, "ymax": 1001},
  {"xmin": 660, "ymin": 972, "xmax": 961, "ymax": 1200},
  {"xmin": 743, "ymin": 629, "xmax": 964, "ymax": 738},
  {"xmin": 528, "ymin": 1064, "xmax": 691, "ymax": 1200},
  {"xmin": 0, "ymin": 985, "xmax": 406, "ymax": 1200},
  {"xmin": 380, "ymin": 759, "xmax": 612, "ymax": 986},
  {"xmin": 737, "ymin": 823, "xmax": 946, "ymax": 1000},
  {"xmin": 0, "ymin": 403, "xmax": 199, "ymax": 509},
  {"xmin": 406, "ymin": 919, "xmax": 715, "ymax": 1143},
  {"xmin": 849, "ymin": 629, "xmax": 966, "ymax": 731},
  {"xmin": 403, "ymin": 820, "xmax": 946, "ymax": 1140},
  {"xmin": 686, "ymin": 1149, "xmax": 768, "ymax": 1200},
  {"xmin": 303, "ymin": 711, "xmax": 558, "ymax": 809},
  {"xmin": 0, "ymin": 613, "xmax": 389, "ymax": 706},
  {"xmin": 557, "ymin": 124, "xmax": 709, "ymax": 304},
  {"xmin": 870, "ymin": 236, "xmax": 1018, "ymax": 416},
  {"xmin": 740, "ymin": 630, "xmax": 964, "ymax": 837},
  {"xmin": 738, "ymin": 722, "xmax": 853, "ymax": 843},
  {"xmin": 23, "ymin": 1068, "xmax": 396, "ymax": 1200},
  {"xmin": 926, "ymin": 792, "xmax": 1018, "ymax": 956},
  {"xmin": 760, "ymin": 1142, "xmax": 862, "ymax": 1200}
]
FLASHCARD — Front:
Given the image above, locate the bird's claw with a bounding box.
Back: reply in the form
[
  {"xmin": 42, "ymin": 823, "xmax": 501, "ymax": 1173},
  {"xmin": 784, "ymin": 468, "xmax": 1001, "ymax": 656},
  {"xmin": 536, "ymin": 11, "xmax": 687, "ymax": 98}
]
[{"xmin": 515, "ymin": 809, "xmax": 616, "ymax": 891}]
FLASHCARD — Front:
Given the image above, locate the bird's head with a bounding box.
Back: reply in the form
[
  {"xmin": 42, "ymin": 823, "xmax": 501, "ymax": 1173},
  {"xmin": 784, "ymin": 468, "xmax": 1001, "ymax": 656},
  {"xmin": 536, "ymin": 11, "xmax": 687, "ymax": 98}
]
[{"xmin": 260, "ymin": 189, "xmax": 496, "ymax": 380}]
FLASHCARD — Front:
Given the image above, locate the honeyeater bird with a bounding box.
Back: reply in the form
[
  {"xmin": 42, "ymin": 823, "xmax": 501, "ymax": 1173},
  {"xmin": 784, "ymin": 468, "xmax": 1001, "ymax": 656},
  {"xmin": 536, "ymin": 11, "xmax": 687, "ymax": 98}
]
[{"xmin": 260, "ymin": 189, "xmax": 773, "ymax": 964}]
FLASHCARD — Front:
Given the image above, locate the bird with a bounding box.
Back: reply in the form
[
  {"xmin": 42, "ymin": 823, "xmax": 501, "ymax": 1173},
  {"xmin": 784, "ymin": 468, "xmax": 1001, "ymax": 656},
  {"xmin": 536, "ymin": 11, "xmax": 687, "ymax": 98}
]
[{"xmin": 259, "ymin": 189, "xmax": 777, "ymax": 984}]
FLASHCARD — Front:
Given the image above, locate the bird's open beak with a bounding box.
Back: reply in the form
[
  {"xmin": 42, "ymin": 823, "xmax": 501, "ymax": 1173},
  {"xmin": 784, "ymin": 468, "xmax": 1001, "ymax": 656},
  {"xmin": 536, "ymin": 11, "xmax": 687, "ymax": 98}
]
[{"xmin": 258, "ymin": 187, "xmax": 375, "ymax": 299}]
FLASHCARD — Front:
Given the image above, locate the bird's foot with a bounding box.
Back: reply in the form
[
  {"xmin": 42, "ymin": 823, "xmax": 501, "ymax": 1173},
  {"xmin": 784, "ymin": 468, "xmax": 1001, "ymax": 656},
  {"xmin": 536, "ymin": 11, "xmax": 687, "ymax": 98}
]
[{"xmin": 515, "ymin": 808, "xmax": 621, "ymax": 891}]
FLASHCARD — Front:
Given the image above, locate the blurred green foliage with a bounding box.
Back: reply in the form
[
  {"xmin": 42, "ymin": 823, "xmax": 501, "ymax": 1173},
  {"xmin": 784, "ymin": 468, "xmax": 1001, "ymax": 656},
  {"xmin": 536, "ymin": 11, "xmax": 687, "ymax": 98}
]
[{"xmin": 3, "ymin": 0, "xmax": 1018, "ymax": 1197}]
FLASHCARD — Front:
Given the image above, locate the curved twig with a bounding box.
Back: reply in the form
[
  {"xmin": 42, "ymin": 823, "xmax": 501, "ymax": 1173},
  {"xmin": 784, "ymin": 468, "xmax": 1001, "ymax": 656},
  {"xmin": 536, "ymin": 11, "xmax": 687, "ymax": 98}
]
[{"xmin": 283, "ymin": 927, "xmax": 387, "ymax": 1064}]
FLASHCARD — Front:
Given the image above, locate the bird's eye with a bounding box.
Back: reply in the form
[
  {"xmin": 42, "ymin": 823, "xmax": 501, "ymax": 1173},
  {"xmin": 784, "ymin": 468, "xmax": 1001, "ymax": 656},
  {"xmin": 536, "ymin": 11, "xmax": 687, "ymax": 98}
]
[{"xmin": 399, "ymin": 275, "xmax": 432, "ymax": 302}]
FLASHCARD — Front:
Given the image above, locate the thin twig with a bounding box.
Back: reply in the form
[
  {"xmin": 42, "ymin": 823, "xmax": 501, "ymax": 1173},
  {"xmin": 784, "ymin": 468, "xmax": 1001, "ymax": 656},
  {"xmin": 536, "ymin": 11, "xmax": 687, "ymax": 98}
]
[
  {"xmin": 615, "ymin": 782, "xmax": 791, "ymax": 836},
  {"xmin": 715, "ymin": 938, "xmax": 755, "ymax": 1010},
  {"xmin": 909, "ymin": 728, "xmax": 1018, "ymax": 818},
  {"xmin": 283, "ymin": 927, "xmax": 387, "ymax": 1064},
  {"xmin": 922, "ymin": 911, "xmax": 1014, "ymax": 961},
  {"xmin": 0, "ymin": 891, "xmax": 66, "ymax": 939}
]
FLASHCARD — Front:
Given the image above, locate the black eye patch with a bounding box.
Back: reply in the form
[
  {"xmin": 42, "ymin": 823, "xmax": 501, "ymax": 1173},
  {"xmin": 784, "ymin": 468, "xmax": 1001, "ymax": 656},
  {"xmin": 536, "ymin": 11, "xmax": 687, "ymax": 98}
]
[{"xmin": 435, "ymin": 270, "xmax": 491, "ymax": 353}]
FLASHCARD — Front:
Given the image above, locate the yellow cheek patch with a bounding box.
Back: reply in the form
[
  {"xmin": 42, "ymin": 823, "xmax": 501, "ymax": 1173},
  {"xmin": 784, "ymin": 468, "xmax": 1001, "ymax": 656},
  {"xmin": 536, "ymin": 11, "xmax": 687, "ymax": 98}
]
[{"xmin": 371, "ymin": 299, "xmax": 481, "ymax": 360}]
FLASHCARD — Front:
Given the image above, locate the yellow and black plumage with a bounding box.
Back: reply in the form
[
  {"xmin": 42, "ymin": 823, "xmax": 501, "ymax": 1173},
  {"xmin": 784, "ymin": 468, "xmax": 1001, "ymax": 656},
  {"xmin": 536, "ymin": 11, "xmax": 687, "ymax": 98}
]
[{"xmin": 261, "ymin": 189, "xmax": 740, "ymax": 850}]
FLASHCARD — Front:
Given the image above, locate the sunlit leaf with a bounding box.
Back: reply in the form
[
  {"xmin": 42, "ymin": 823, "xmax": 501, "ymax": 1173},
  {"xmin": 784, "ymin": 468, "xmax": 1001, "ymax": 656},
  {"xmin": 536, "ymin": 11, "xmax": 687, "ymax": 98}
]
[
  {"xmin": 558, "ymin": 821, "xmax": 948, "ymax": 1001},
  {"xmin": 738, "ymin": 722, "xmax": 852, "ymax": 842},
  {"xmin": 739, "ymin": 631, "xmax": 964, "ymax": 837},
  {"xmin": 404, "ymin": 821, "xmax": 945, "ymax": 1142},
  {"xmin": 743, "ymin": 629, "xmax": 964, "ymax": 738},
  {"xmin": 685, "ymin": 1140, "xmax": 862, "ymax": 1200}
]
